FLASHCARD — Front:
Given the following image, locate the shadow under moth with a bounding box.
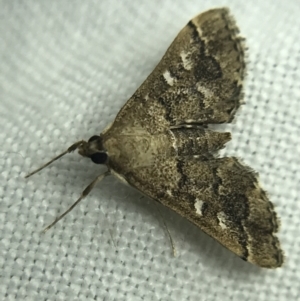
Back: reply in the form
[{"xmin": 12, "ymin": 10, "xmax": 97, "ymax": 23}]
[{"xmin": 26, "ymin": 8, "xmax": 283, "ymax": 268}]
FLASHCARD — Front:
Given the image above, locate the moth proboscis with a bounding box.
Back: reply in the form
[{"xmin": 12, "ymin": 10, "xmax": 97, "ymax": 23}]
[{"xmin": 26, "ymin": 8, "xmax": 283, "ymax": 268}]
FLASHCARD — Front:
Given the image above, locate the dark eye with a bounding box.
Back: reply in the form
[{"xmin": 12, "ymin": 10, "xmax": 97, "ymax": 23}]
[
  {"xmin": 90, "ymin": 152, "xmax": 108, "ymax": 164},
  {"xmin": 88, "ymin": 135, "xmax": 100, "ymax": 142}
]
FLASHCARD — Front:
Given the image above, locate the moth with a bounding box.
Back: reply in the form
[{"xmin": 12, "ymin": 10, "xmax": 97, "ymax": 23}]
[{"xmin": 26, "ymin": 8, "xmax": 283, "ymax": 268}]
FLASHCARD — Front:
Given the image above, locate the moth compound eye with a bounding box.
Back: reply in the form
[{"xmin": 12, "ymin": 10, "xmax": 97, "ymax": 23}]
[
  {"xmin": 88, "ymin": 135, "xmax": 100, "ymax": 142},
  {"xmin": 90, "ymin": 152, "xmax": 108, "ymax": 164}
]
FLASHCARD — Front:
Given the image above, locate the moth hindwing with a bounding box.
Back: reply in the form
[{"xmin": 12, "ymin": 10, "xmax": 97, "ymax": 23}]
[{"xmin": 26, "ymin": 8, "xmax": 283, "ymax": 268}]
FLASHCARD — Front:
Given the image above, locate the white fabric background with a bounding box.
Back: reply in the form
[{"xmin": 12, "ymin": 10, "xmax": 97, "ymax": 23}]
[{"xmin": 1, "ymin": 1, "xmax": 299, "ymax": 300}]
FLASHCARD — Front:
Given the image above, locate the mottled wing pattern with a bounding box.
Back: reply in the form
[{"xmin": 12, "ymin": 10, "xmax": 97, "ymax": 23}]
[
  {"xmin": 123, "ymin": 156, "xmax": 283, "ymax": 268},
  {"xmin": 103, "ymin": 8, "xmax": 283, "ymax": 268},
  {"xmin": 111, "ymin": 8, "xmax": 245, "ymax": 135}
]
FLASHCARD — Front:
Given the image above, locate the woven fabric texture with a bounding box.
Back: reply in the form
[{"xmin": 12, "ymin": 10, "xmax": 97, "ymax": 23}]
[{"xmin": 1, "ymin": 1, "xmax": 299, "ymax": 300}]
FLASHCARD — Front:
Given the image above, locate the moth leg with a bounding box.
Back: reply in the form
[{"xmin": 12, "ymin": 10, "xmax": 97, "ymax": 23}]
[
  {"xmin": 42, "ymin": 170, "xmax": 110, "ymax": 233},
  {"xmin": 153, "ymin": 202, "xmax": 176, "ymax": 257},
  {"xmin": 25, "ymin": 140, "xmax": 84, "ymax": 178},
  {"xmin": 108, "ymin": 228, "xmax": 117, "ymax": 249}
]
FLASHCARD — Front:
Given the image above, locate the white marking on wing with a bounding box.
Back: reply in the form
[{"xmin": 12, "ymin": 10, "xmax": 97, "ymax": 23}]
[
  {"xmin": 168, "ymin": 129, "xmax": 178, "ymax": 154},
  {"xmin": 197, "ymin": 84, "xmax": 214, "ymax": 99},
  {"xmin": 217, "ymin": 212, "xmax": 228, "ymax": 230},
  {"xmin": 163, "ymin": 70, "xmax": 175, "ymax": 86},
  {"xmin": 166, "ymin": 189, "xmax": 173, "ymax": 196},
  {"xmin": 180, "ymin": 51, "xmax": 192, "ymax": 70},
  {"xmin": 194, "ymin": 198, "xmax": 204, "ymax": 216}
]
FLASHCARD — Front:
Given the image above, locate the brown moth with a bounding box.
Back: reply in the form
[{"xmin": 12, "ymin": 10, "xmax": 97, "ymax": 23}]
[{"xmin": 26, "ymin": 8, "xmax": 283, "ymax": 268}]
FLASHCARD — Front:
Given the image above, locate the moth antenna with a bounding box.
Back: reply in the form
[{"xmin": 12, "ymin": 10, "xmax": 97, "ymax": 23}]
[
  {"xmin": 42, "ymin": 170, "xmax": 110, "ymax": 233},
  {"xmin": 25, "ymin": 140, "xmax": 84, "ymax": 178}
]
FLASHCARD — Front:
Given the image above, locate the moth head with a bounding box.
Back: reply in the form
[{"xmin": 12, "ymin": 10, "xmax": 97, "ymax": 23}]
[
  {"xmin": 78, "ymin": 135, "xmax": 108, "ymax": 165},
  {"xmin": 24, "ymin": 134, "xmax": 111, "ymax": 232}
]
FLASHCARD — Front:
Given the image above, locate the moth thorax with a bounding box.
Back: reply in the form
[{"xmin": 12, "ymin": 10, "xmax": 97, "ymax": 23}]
[{"xmin": 78, "ymin": 135, "xmax": 108, "ymax": 164}]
